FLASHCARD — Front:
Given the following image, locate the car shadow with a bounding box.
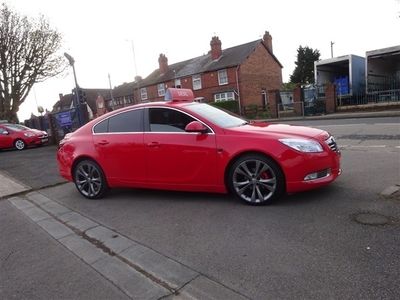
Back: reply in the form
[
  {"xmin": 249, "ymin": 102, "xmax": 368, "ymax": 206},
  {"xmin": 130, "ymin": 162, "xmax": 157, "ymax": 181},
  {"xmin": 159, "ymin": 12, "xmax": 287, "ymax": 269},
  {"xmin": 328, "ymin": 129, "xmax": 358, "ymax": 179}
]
[
  {"xmin": 106, "ymin": 187, "xmax": 235, "ymax": 204},
  {"xmin": 101, "ymin": 185, "xmax": 338, "ymax": 207}
]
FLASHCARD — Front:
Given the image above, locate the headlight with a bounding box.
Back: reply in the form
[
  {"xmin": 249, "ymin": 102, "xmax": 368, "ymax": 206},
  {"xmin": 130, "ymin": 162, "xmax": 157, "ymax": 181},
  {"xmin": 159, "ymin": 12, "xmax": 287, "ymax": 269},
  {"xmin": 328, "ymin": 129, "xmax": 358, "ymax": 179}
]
[
  {"xmin": 279, "ymin": 138, "xmax": 323, "ymax": 153},
  {"xmin": 24, "ymin": 132, "xmax": 35, "ymax": 137}
]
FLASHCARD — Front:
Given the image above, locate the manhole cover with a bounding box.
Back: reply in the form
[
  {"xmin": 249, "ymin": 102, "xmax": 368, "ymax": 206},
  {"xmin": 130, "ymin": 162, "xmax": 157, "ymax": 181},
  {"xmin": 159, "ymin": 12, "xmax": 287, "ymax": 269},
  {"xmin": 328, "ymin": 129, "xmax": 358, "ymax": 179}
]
[{"xmin": 353, "ymin": 212, "xmax": 390, "ymax": 226}]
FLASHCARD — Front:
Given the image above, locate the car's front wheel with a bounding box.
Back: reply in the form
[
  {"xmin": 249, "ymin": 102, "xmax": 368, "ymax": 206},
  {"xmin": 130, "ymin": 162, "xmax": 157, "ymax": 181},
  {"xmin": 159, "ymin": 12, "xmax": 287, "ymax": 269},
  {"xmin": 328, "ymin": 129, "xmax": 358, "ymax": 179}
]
[
  {"xmin": 228, "ymin": 154, "xmax": 285, "ymax": 205},
  {"xmin": 14, "ymin": 139, "xmax": 26, "ymax": 150},
  {"xmin": 73, "ymin": 160, "xmax": 108, "ymax": 199}
]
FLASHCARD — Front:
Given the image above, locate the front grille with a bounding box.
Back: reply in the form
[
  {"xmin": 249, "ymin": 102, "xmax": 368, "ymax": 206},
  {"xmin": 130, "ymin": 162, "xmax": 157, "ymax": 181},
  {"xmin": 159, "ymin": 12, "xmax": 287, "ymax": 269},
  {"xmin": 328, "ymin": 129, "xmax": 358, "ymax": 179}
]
[{"xmin": 325, "ymin": 136, "xmax": 338, "ymax": 152}]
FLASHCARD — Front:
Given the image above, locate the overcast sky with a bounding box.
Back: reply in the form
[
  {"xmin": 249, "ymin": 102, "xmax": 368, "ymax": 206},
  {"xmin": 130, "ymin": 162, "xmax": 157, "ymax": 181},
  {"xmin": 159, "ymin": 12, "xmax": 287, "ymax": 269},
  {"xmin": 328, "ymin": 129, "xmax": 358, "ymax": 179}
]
[{"xmin": 4, "ymin": 0, "xmax": 400, "ymax": 120}]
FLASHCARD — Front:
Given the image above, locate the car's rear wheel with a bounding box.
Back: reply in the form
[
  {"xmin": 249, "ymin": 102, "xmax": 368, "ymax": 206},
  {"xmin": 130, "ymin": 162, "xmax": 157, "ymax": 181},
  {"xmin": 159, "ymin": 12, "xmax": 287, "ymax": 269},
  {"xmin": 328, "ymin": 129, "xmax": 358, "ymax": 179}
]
[
  {"xmin": 73, "ymin": 160, "xmax": 108, "ymax": 199},
  {"xmin": 228, "ymin": 154, "xmax": 285, "ymax": 205},
  {"xmin": 14, "ymin": 139, "xmax": 26, "ymax": 150}
]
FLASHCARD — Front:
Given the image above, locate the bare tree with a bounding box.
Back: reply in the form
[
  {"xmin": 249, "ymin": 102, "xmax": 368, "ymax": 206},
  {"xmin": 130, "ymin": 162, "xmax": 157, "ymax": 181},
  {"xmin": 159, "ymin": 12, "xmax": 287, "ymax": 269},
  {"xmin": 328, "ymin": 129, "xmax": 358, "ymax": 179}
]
[{"xmin": 0, "ymin": 4, "xmax": 65, "ymax": 122}]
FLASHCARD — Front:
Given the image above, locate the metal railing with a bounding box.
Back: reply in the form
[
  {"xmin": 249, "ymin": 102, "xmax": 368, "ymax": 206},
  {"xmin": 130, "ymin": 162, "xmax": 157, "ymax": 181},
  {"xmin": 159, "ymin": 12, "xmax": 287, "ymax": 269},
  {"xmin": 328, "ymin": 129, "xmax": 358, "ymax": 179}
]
[{"xmin": 338, "ymin": 76, "xmax": 400, "ymax": 106}]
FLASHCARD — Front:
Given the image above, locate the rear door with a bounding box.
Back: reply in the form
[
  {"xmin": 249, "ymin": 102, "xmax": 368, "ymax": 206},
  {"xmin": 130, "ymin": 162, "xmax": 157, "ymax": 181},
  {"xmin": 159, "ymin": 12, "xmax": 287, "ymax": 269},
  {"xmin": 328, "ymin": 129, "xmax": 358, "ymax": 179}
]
[{"xmin": 92, "ymin": 108, "xmax": 145, "ymax": 184}]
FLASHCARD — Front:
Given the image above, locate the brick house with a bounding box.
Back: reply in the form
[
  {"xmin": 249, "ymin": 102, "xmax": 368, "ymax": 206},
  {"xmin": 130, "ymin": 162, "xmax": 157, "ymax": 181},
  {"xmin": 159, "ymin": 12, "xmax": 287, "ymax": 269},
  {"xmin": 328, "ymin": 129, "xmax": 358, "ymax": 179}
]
[
  {"xmin": 105, "ymin": 82, "xmax": 137, "ymax": 111},
  {"xmin": 131, "ymin": 31, "xmax": 283, "ymax": 112}
]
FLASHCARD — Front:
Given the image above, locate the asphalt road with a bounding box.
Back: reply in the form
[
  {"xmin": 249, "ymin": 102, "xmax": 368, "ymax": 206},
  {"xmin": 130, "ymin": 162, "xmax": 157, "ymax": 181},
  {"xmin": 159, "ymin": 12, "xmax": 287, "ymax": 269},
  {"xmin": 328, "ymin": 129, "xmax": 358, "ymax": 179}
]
[
  {"xmin": 0, "ymin": 145, "xmax": 65, "ymax": 189},
  {"xmin": 1, "ymin": 116, "xmax": 399, "ymax": 299}
]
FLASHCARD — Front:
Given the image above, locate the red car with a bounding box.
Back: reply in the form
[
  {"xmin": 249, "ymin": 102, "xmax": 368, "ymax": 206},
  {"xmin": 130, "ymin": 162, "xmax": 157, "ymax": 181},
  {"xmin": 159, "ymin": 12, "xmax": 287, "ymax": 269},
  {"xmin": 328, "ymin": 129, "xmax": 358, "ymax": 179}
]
[
  {"xmin": 0, "ymin": 123, "xmax": 48, "ymax": 150},
  {"xmin": 57, "ymin": 88, "xmax": 341, "ymax": 205}
]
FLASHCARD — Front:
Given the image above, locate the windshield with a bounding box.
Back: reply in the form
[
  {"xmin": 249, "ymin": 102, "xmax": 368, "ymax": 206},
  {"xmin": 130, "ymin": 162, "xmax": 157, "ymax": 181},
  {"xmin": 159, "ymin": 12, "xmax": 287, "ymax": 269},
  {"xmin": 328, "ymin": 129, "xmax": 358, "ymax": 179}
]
[
  {"xmin": 186, "ymin": 103, "xmax": 246, "ymax": 128},
  {"xmin": 5, "ymin": 124, "xmax": 30, "ymax": 131}
]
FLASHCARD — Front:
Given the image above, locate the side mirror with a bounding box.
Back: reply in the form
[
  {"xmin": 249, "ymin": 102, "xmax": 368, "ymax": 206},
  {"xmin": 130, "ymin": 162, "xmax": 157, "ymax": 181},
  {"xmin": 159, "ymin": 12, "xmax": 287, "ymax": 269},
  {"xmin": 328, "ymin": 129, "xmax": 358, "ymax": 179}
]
[
  {"xmin": 1, "ymin": 130, "xmax": 9, "ymax": 135},
  {"xmin": 185, "ymin": 121, "xmax": 208, "ymax": 133}
]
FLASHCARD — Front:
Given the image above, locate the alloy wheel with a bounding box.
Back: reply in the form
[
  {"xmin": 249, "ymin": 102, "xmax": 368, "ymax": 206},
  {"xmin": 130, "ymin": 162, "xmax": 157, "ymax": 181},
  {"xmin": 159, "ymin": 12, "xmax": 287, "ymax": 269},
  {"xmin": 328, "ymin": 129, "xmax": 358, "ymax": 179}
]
[
  {"xmin": 232, "ymin": 159, "xmax": 277, "ymax": 204},
  {"xmin": 14, "ymin": 139, "xmax": 25, "ymax": 150},
  {"xmin": 75, "ymin": 161, "xmax": 105, "ymax": 198}
]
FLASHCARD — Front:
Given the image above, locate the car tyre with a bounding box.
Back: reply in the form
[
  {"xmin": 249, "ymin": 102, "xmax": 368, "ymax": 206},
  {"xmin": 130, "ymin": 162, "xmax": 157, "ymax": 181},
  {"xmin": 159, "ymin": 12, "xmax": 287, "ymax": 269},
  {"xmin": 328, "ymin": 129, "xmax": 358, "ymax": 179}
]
[
  {"xmin": 14, "ymin": 139, "xmax": 26, "ymax": 150},
  {"xmin": 73, "ymin": 160, "xmax": 108, "ymax": 199},
  {"xmin": 228, "ymin": 154, "xmax": 285, "ymax": 205}
]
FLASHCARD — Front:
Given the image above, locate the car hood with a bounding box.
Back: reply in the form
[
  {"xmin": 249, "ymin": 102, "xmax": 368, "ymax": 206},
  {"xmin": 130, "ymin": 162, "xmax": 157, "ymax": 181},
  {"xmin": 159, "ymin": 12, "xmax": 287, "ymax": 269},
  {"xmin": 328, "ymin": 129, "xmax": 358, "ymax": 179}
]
[
  {"xmin": 31, "ymin": 129, "xmax": 47, "ymax": 135},
  {"xmin": 228, "ymin": 122, "xmax": 329, "ymax": 140}
]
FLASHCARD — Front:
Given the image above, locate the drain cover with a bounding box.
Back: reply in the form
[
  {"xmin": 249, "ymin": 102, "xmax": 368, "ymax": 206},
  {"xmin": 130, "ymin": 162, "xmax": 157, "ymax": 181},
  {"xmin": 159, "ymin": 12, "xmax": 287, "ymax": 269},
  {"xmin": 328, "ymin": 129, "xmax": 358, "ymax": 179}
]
[{"xmin": 353, "ymin": 212, "xmax": 390, "ymax": 226}]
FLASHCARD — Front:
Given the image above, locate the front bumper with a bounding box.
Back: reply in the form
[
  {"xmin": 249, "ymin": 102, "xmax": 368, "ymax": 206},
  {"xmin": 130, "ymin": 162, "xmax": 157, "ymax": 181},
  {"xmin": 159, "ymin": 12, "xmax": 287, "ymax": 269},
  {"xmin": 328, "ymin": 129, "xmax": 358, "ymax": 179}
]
[
  {"xmin": 26, "ymin": 135, "xmax": 49, "ymax": 146},
  {"xmin": 284, "ymin": 150, "xmax": 341, "ymax": 193}
]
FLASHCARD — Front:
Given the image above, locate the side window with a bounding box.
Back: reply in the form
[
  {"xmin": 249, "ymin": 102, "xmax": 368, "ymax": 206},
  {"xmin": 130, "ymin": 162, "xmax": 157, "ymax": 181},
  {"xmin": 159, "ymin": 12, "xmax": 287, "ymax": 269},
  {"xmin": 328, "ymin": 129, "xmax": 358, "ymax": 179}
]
[
  {"xmin": 149, "ymin": 108, "xmax": 195, "ymax": 132},
  {"xmin": 93, "ymin": 119, "xmax": 108, "ymax": 133},
  {"xmin": 108, "ymin": 109, "xmax": 143, "ymax": 133}
]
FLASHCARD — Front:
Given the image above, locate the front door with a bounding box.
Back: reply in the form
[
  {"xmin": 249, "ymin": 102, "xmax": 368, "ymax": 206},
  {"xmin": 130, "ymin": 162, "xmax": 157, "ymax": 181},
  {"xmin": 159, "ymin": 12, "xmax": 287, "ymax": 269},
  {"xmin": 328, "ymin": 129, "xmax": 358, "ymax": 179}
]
[
  {"xmin": 144, "ymin": 107, "xmax": 217, "ymax": 189},
  {"xmin": 0, "ymin": 126, "xmax": 13, "ymax": 149}
]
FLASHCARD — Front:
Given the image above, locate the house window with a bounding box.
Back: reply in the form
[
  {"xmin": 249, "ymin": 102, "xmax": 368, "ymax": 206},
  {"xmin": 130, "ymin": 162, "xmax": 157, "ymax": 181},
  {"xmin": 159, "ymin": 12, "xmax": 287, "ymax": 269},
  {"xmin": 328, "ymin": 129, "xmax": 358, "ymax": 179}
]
[
  {"xmin": 192, "ymin": 74, "xmax": 202, "ymax": 90},
  {"xmin": 140, "ymin": 88, "xmax": 148, "ymax": 101},
  {"xmin": 157, "ymin": 83, "xmax": 165, "ymax": 97},
  {"xmin": 175, "ymin": 78, "xmax": 181, "ymax": 88},
  {"xmin": 218, "ymin": 69, "xmax": 228, "ymax": 85},
  {"xmin": 124, "ymin": 96, "xmax": 133, "ymax": 104},
  {"xmin": 214, "ymin": 91, "xmax": 235, "ymax": 102}
]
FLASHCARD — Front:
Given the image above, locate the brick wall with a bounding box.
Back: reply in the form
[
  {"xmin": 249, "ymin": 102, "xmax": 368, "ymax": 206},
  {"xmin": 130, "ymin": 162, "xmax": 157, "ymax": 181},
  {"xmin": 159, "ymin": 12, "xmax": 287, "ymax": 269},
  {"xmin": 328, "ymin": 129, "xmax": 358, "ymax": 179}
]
[
  {"xmin": 239, "ymin": 43, "xmax": 282, "ymax": 107},
  {"xmin": 325, "ymin": 83, "xmax": 337, "ymax": 113}
]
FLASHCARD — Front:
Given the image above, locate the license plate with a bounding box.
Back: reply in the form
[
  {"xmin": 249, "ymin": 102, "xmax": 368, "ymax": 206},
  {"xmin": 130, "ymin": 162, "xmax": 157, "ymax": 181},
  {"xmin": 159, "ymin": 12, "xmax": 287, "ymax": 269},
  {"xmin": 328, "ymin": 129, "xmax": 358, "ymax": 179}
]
[{"xmin": 42, "ymin": 138, "xmax": 49, "ymax": 143}]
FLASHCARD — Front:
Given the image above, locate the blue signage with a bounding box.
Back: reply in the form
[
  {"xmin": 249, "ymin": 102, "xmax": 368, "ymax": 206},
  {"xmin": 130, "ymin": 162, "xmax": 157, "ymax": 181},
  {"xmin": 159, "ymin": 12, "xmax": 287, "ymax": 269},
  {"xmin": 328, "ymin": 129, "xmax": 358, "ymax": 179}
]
[{"xmin": 56, "ymin": 111, "xmax": 72, "ymax": 127}]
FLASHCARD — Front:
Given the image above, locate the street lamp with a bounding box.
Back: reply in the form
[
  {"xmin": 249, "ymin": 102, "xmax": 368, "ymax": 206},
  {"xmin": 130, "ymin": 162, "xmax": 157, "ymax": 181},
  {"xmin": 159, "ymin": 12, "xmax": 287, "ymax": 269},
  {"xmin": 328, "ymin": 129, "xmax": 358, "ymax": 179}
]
[{"xmin": 64, "ymin": 52, "xmax": 82, "ymax": 126}]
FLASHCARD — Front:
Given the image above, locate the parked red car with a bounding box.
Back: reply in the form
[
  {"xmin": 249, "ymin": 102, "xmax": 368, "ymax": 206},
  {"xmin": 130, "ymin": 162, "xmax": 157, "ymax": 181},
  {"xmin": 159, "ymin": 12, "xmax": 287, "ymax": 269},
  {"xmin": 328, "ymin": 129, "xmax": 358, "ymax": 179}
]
[
  {"xmin": 57, "ymin": 88, "xmax": 341, "ymax": 205},
  {"xmin": 0, "ymin": 123, "xmax": 48, "ymax": 150}
]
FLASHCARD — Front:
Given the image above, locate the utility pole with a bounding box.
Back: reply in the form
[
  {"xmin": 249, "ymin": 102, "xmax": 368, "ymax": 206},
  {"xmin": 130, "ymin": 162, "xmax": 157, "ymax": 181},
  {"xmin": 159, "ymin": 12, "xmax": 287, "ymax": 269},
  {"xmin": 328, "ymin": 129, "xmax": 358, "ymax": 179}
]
[
  {"xmin": 330, "ymin": 41, "xmax": 335, "ymax": 58},
  {"xmin": 108, "ymin": 73, "xmax": 115, "ymax": 109},
  {"xmin": 127, "ymin": 40, "xmax": 138, "ymax": 78},
  {"xmin": 64, "ymin": 52, "xmax": 82, "ymax": 126},
  {"xmin": 125, "ymin": 39, "xmax": 139, "ymax": 104}
]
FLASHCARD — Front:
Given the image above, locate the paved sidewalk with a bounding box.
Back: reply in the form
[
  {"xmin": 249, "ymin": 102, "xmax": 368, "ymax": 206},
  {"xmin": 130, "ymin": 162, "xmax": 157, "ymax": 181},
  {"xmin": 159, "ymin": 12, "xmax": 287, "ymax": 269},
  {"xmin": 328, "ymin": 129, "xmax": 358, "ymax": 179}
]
[
  {"xmin": 0, "ymin": 171, "xmax": 30, "ymax": 198},
  {"xmin": 6, "ymin": 191, "xmax": 249, "ymax": 299},
  {"xmin": 0, "ymin": 199, "xmax": 130, "ymax": 300}
]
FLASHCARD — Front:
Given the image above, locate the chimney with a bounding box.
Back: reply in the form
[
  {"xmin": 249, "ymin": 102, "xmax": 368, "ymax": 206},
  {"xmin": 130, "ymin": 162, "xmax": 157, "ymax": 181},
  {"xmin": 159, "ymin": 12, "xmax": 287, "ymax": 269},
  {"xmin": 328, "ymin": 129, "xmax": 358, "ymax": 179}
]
[
  {"xmin": 263, "ymin": 31, "xmax": 273, "ymax": 53},
  {"xmin": 158, "ymin": 54, "xmax": 168, "ymax": 74},
  {"xmin": 210, "ymin": 36, "xmax": 222, "ymax": 60},
  {"xmin": 59, "ymin": 93, "xmax": 63, "ymax": 101}
]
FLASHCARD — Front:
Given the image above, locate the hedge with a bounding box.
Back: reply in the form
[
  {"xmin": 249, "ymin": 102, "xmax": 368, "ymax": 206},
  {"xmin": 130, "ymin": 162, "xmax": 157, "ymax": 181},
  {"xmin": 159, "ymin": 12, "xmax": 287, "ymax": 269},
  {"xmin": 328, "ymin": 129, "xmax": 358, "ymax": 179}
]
[{"xmin": 209, "ymin": 100, "xmax": 239, "ymax": 114}]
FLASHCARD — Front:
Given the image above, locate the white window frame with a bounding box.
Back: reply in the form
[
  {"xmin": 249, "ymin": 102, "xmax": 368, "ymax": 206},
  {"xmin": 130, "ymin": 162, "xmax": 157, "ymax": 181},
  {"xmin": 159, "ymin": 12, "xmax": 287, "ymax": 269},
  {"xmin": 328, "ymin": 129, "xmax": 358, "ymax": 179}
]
[
  {"xmin": 214, "ymin": 91, "xmax": 235, "ymax": 102},
  {"xmin": 140, "ymin": 88, "xmax": 148, "ymax": 101},
  {"xmin": 192, "ymin": 74, "xmax": 202, "ymax": 90},
  {"xmin": 157, "ymin": 83, "xmax": 165, "ymax": 97},
  {"xmin": 218, "ymin": 69, "xmax": 228, "ymax": 85},
  {"xmin": 175, "ymin": 78, "xmax": 181, "ymax": 88}
]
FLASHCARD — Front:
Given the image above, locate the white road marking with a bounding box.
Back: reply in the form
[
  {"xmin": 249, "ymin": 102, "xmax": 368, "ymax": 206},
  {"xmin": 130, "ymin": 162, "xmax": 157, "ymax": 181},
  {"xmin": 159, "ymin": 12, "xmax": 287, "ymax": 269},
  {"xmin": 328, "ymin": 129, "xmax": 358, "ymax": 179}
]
[
  {"xmin": 363, "ymin": 145, "xmax": 387, "ymax": 148},
  {"xmin": 316, "ymin": 123, "xmax": 399, "ymax": 128}
]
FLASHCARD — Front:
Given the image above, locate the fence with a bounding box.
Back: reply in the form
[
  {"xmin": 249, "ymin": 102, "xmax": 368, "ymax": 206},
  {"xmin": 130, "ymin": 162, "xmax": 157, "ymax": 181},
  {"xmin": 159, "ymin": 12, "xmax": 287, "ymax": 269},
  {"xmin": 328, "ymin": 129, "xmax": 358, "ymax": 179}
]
[
  {"xmin": 278, "ymin": 102, "xmax": 303, "ymax": 118},
  {"xmin": 338, "ymin": 76, "xmax": 400, "ymax": 107},
  {"xmin": 24, "ymin": 105, "xmax": 89, "ymax": 145},
  {"xmin": 301, "ymin": 84, "xmax": 326, "ymax": 116}
]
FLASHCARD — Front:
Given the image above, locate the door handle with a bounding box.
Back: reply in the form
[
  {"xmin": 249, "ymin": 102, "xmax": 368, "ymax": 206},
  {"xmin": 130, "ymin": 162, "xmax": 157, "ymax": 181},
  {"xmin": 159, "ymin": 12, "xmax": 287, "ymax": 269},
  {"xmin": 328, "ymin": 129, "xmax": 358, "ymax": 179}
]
[
  {"xmin": 97, "ymin": 140, "xmax": 109, "ymax": 145},
  {"xmin": 147, "ymin": 142, "xmax": 160, "ymax": 148}
]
